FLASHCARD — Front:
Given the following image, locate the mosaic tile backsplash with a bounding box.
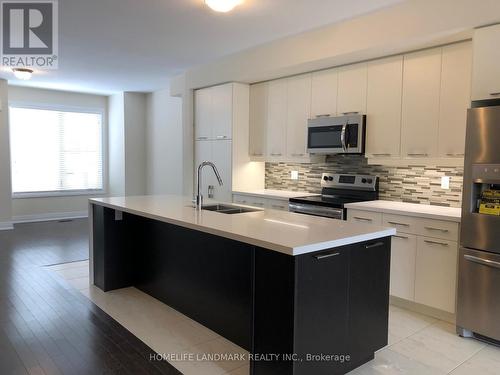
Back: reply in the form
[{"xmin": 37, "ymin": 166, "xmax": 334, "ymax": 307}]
[{"xmin": 265, "ymin": 156, "xmax": 464, "ymax": 207}]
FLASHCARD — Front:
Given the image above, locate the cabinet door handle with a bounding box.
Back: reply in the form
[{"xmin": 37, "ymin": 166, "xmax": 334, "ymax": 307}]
[
  {"xmin": 365, "ymin": 241, "xmax": 384, "ymax": 249},
  {"xmin": 270, "ymin": 153, "xmax": 282, "ymax": 156},
  {"xmin": 291, "ymin": 153, "xmax": 305, "ymax": 157},
  {"xmin": 216, "ymin": 135, "xmax": 228, "ymax": 140},
  {"xmin": 446, "ymin": 153, "xmax": 464, "ymax": 157},
  {"xmin": 393, "ymin": 235, "xmax": 409, "ymax": 240},
  {"xmin": 371, "ymin": 153, "xmax": 392, "ymax": 157},
  {"xmin": 341, "ymin": 112, "xmax": 359, "ymax": 115},
  {"xmin": 424, "ymin": 226, "xmax": 449, "ymax": 233},
  {"xmin": 353, "ymin": 216, "xmax": 372, "ymax": 222},
  {"xmin": 387, "ymin": 221, "xmax": 410, "ymax": 227},
  {"xmin": 407, "ymin": 153, "xmax": 428, "ymax": 157},
  {"xmin": 251, "ymin": 153, "xmax": 263, "ymax": 156},
  {"xmin": 197, "ymin": 136, "xmax": 209, "ymax": 140},
  {"xmin": 271, "ymin": 205, "xmax": 285, "ymax": 209},
  {"xmin": 464, "ymin": 254, "xmax": 500, "ymax": 269},
  {"xmin": 315, "ymin": 114, "xmax": 331, "ymax": 118},
  {"xmin": 424, "ymin": 239, "xmax": 449, "ymax": 247},
  {"xmin": 314, "ymin": 252, "xmax": 340, "ymax": 260},
  {"xmin": 490, "ymin": 92, "xmax": 500, "ymax": 96}
]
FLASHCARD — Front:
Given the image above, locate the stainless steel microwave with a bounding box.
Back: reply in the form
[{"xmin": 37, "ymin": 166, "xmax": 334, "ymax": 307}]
[{"xmin": 307, "ymin": 114, "xmax": 366, "ymax": 154}]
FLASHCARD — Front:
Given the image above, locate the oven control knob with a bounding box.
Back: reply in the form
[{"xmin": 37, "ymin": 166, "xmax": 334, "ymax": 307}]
[
  {"xmin": 362, "ymin": 178, "xmax": 367, "ymax": 183},
  {"xmin": 367, "ymin": 178, "xmax": 373, "ymax": 184},
  {"xmin": 323, "ymin": 176, "xmax": 329, "ymax": 181},
  {"xmin": 328, "ymin": 176, "xmax": 333, "ymax": 181}
]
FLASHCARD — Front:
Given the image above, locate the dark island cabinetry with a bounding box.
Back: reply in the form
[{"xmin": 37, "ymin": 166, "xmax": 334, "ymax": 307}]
[{"xmin": 92, "ymin": 204, "xmax": 391, "ymax": 375}]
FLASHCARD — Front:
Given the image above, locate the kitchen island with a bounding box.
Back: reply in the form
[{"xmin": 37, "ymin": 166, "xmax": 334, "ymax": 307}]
[{"xmin": 89, "ymin": 195, "xmax": 395, "ymax": 375}]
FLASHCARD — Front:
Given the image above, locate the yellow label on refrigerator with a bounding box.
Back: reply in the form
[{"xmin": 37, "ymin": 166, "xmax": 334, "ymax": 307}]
[{"xmin": 479, "ymin": 203, "xmax": 500, "ymax": 216}]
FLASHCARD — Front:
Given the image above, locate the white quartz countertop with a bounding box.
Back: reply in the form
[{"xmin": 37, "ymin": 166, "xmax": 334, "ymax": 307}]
[
  {"xmin": 90, "ymin": 195, "xmax": 396, "ymax": 256},
  {"xmin": 232, "ymin": 189, "xmax": 317, "ymax": 200},
  {"xmin": 344, "ymin": 200, "xmax": 461, "ymax": 222}
]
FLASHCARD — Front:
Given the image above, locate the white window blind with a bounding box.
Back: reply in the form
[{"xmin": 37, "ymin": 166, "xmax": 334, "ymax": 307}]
[{"xmin": 10, "ymin": 106, "xmax": 104, "ymax": 195}]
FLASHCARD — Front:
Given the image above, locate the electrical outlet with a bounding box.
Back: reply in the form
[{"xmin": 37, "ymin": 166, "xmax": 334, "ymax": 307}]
[
  {"xmin": 291, "ymin": 171, "xmax": 299, "ymax": 180},
  {"xmin": 441, "ymin": 176, "xmax": 450, "ymax": 189}
]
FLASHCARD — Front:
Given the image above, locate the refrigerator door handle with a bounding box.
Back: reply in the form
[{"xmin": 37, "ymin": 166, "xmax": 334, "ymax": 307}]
[{"xmin": 464, "ymin": 254, "xmax": 500, "ymax": 270}]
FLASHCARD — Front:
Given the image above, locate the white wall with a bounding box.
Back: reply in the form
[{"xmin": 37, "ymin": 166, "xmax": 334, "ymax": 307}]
[
  {"xmin": 0, "ymin": 80, "xmax": 12, "ymax": 229},
  {"xmin": 124, "ymin": 93, "xmax": 147, "ymax": 195},
  {"xmin": 145, "ymin": 89, "xmax": 183, "ymax": 195},
  {"xmin": 8, "ymin": 86, "xmax": 108, "ymax": 221},
  {"xmin": 108, "ymin": 93, "xmax": 125, "ymax": 196}
]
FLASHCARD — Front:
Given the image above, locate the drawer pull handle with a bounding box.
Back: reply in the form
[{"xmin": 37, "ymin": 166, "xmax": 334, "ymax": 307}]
[
  {"xmin": 365, "ymin": 241, "xmax": 384, "ymax": 249},
  {"xmin": 387, "ymin": 221, "xmax": 410, "ymax": 227},
  {"xmin": 407, "ymin": 153, "xmax": 428, "ymax": 157},
  {"xmin": 291, "ymin": 153, "xmax": 305, "ymax": 157},
  {"xmin": 424, "ymin": 240, "xmax": 449, "ymax": 247},
  {"xmin": 251, "ymin": 153, "xmax": 263, "ymax": 156},
  {"xmin": 393, "ymin": 235, "xmax": 409, "ymax": 240},
  {"xmin": 315, "ymin": 252, "xmax": 340, "ymax": 260},
  {"xmin": 445, "ymin": 153, "xmax": 464, "ymax": 157},
  {"xmin": 272, "ymin": 205, "xmax": 285, "ymax": 209},
  {"xmin": 197, "ymin": 136, "xmax": 209, "ymax": 140},
  {"xmin": 490, "ymin": 92, "xmax": 500, "ymax": 96},
  {"xmin": 353, "ymin": 217, "xmax": 372, "ymax": 222},
  {"xmin": 424, "ymin": 226, "xmax": 449, "ymax": 233},
  {"xmin": 315, "ymin": 114, "xmax": 331, "ymax": 118},
  {"xmin": 270, "ymin": 153, "xmax": 282, "ymax": 156},
  {"xmin": 216, "ymin": 135, "xmax": 228, "ymax": 139},
  {"xmin": 464, "ymin": 254, "xmax": 500, "ymax": 269},
  {"xmin": 371, "ymin": 153, "xmax": 392, "ymax": 157}
]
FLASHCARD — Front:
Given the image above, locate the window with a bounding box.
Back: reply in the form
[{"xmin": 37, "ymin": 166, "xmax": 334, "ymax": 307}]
[{"xmin": 10, "ymin": 106, "xmax": 104, "ymax": 196}]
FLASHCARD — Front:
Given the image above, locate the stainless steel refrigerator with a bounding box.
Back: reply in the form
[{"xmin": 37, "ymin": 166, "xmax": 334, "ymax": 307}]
[{"xmin": 457, "ymin": 104, "xmax": 500, "ymax": 343}]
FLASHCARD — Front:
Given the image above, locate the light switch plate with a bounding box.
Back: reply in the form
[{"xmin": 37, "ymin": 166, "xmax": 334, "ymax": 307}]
[
  {"xmin": 291, "ymin": 171, "xmax": 299, "ymax": 180},
  {"xmin": 441, "ymin": 176, "xmax": 450, "ymax": 189}
]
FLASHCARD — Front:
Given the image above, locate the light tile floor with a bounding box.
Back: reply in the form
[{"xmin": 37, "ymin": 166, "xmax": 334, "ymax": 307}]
[{"xmin": 46, "ymin": 261, "xmax": 500, "ymax": 375}]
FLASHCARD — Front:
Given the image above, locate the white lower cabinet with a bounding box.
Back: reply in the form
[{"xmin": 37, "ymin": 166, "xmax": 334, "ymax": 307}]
[
  {"xmin": 232, "ymin": 194, "xmax": 289, "ymax": 211},
  {"xmin": 414, "ymin": 237, "xmax": 458, "ymax": 313},
  {"xmin": 347, "ymin": 208, "xmax": 459, "ymax": 314},
  {"xmin": 390, "ymin": 233, "xmax": 417, "ymax": 301}
]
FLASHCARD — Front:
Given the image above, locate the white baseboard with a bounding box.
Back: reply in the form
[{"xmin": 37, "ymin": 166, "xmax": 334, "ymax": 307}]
[
  {"xmin": 0, "ymin": 221, "xmax": 14, "ymax": 230},
  {"xmin": 12, "ymin": 210, "xmax": 88, "ymax": 224}
]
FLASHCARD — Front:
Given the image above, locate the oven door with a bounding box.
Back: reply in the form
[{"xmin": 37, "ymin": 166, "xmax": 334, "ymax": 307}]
[
  {"xmin": 288, "ymin": 202, "xmax": 344, "ymax": 220},
  {"xmin": 307, "ymin": 118, "xmax": 364, "ymax": 154}
]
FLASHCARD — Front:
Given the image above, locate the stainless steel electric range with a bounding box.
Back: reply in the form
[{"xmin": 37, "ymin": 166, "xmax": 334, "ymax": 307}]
[{"xmin": 289, "ymin": 173, "xmax": 379, "ymax": 220}]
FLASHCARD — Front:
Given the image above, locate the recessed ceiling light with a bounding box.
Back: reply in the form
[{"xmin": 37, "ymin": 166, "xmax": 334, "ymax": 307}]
[
  {"xmin": 12, "ymin": 68, "xmax": 33, "ymax": 80},
  {"xmin": 205, "ymin": 0, "xmax": 243, "ymax": 13}
]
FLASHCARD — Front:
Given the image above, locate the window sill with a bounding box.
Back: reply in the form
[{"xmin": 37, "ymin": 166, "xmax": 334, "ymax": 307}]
[{"xmin": 12, "ymin": 190, "xmax": 106, "ymax": 199}]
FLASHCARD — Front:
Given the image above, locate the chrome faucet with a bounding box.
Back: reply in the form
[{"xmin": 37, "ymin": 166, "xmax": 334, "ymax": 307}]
[{"xmin": 196, "ymin": 161, "xmax": 223, "ymax": 209}]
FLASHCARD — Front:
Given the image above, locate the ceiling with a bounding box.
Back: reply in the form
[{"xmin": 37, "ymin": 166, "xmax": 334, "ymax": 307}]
[{"xmin": 0, "ymin": 0, "xmax": 404, "ymax": 95}]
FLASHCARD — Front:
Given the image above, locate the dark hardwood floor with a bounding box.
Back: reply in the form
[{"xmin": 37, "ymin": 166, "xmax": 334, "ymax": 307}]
[{"xmin": 0, "ymin": 219, "xmax": 182, "ymax": 375}]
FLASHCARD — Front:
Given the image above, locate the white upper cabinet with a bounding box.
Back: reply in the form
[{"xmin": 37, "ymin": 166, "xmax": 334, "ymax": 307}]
[
  {"xmin": 472, "ymin": 24, "xmax": 500, "ymax": 101},
  {"xmin": 311, "ymin": 69, "xmax": 338, "ymax": 118},
  {"xmin": 365, "ymin": 56, "xmax": 403, "ymax": 158},
  {"xmin": 211, "ymin": 84, "xmax": 233, "ymax": 140},
  {"xmin": 438, "ymin": 42, "xmax": 472, "ymax": 158},
  {"xmin": 286, "ymin": 74, "xmax": 312, "ymax": 159},
  {"xmin": 401, "ymin": 48, "xmax": 442, "ymax": 158},
  {"xmin": 266, "ymin": 79, "xmax": 288, "ymax": 159},
  {"xmin": 194, "ymin": 88, "xmax": 212, "ymax": 140},
  {"xmin": 249, "ymin": 82, "xmax": 268, "ymax": 159},
  {"xmin": 337, "ymin": 63, "xmax": 367, "ymax": 115},
  {"xmin": 194, "ymin": 84, "xmax": 233, "ymax": 141}
]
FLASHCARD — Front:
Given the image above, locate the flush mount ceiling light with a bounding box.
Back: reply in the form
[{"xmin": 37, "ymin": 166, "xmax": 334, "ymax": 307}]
[
  {"xmin": 12, "ymin": 68, "xmax": 33, "ymax": 80},
  {"xmin": 205, "ymin": 0, "xmax": 243, "ymax": 12}
]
